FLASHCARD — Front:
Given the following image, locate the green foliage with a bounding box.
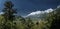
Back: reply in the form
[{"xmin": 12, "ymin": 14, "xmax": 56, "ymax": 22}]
[
  {"xmin": 50, "ymin": 8, "xmax": 60, "ymax": 29},
  {"xmin": 0, "ymin": 1, "xmax": 17, "ymax": 29},
  {"xmin": 25, "ymin": 18, "xmax": 34, "ymax": 29}
]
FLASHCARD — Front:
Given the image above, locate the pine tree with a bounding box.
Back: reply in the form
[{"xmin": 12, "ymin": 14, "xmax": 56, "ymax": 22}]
[{"xmin": 2, "ymin": 1, "xmax": 17, "ymax": 29}]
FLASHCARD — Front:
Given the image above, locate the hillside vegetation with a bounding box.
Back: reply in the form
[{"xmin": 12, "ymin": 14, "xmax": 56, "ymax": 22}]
[{"xmin": 0, "ymin": 1, "xmax": 60, "ymax": 29}]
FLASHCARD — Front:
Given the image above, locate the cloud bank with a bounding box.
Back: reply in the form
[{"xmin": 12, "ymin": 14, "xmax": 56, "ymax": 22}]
[{"xmin": 26, "ymin": 8, "xmax": 53, "ymax": 17}]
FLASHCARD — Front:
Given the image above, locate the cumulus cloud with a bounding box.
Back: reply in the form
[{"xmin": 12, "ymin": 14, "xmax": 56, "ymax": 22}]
[{"xmin": 26, "ymin": 8, "xmax": 53, "ymax": 17}]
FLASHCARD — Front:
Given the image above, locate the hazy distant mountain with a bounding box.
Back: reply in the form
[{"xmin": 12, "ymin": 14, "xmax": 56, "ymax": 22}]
[
  {"xmin": 25, "ymin": 13, "xmax": 49, "ymax": 21},
  {"xmin": 25, "ymin": 6, "xmax": 60, "ymax": 21},
  {"xmin": 25, "ymin": 8, "xmax": 53, "ymax": 20}
]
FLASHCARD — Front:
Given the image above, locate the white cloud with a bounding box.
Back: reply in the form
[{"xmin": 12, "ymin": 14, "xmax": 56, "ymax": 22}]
[
  {"xmin": 0, "ymin": 12, "xmax": 3, "ymax": 15},
  {"xmin": 27, "ymin": 11, "xmax": 44, "ymax": 16},
  {"xmin": 57, "ymin": 5, "xmax": 60, "ymax": 8},
  {"xmin": 45, "ymin": 8, "xmax": 53, "ymax": 13},
  {"xmin": 26, "ymin": 8, "xmax": 53, "ymax": 17}
]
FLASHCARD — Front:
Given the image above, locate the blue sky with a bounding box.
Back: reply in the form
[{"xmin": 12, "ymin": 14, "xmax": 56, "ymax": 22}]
[{"xmin": 0, "ymin": 0, "xmax": 60, "ymax": 17}]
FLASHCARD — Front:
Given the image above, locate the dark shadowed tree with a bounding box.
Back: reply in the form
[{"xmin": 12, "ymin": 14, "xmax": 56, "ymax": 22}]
[
  {"xmin": 50, "ymin": 8, "xmax": 60, "ymax": 29},
  {"xmin": 2, "ymin": 1, "xmax": 17, "ymax": 29}
]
